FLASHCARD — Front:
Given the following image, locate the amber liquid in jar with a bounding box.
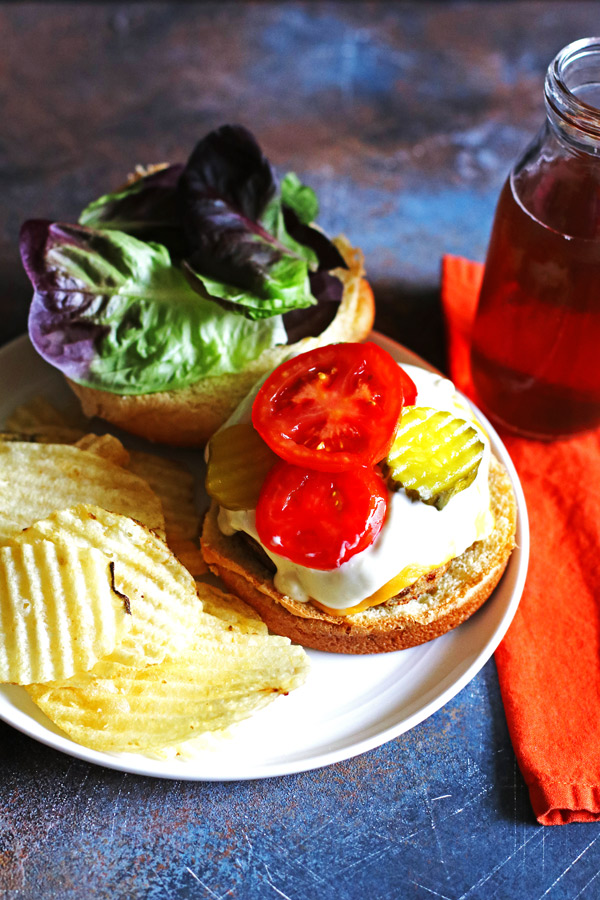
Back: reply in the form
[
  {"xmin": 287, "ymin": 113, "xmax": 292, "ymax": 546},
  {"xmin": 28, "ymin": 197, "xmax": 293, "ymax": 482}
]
[{"xmin": 471, "ymin": 156, "xmax": 600, "ymax": 438}]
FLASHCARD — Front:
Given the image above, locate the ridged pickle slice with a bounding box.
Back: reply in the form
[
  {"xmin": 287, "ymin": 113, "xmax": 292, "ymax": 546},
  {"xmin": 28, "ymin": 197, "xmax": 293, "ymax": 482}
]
[
  {"xmin": 385, "ymin": 407, "xmax": 484, "ymax": 510},
  {"xmin": 206, "ymin": 423, "xmax": 279, "ymax": 510}
]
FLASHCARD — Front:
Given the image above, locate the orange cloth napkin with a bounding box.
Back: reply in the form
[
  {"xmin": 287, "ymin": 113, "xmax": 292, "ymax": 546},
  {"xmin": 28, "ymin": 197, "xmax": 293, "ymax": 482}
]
[{"xmin": 441, "ymin": 255, "xmax": 600, "ymax": 826}]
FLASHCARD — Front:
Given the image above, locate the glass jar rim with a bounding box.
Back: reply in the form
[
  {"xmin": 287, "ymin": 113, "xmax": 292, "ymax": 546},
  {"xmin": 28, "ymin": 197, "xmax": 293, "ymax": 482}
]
[{"xmin": 545, "ymin": 37, "xmax": 600, "ymax": 145}]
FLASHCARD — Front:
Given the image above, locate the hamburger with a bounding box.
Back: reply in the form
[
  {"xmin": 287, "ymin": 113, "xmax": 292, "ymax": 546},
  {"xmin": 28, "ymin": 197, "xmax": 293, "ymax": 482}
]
[
  {"xmin": 200, "ymin": 342, "xmax": 517, "ymax": 654},
  {"xmin": 19, "ymin": 125, "xmax": 374, "ymax": 447}
]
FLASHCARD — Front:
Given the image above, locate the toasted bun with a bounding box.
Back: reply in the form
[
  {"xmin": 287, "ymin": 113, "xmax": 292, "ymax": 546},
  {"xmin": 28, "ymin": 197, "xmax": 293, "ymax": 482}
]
[
  {"xmin": 67, "ymin": 237, "xmax": 374, "ymax": 447},
  {"xmin": 200, "ymin": 456, "xmax": 517, "ymax": 654}
]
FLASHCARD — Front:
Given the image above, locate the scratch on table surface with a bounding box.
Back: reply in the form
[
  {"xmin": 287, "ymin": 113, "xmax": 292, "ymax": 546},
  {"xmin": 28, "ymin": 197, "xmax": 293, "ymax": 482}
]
[
  {"xmin": 155, "ymin": 868, "xmax": 176, "ymax": 900},
  {"xmin": 287, "ymin": 856, "xmax": 325, "ymax": 886},
  {"xmin": 542, "ymin": 827, "xmax": 546, "ymax": 880},
  {"xmin": 263, "ymin": 862, "xmax": 293, "ymax": 900},
  {"xmin": 109, "ymin": 782, "xmax": 123, "ymax": 841},
  {"xmin": 571, "ymin": 863, "xmax": 600, "ymax": 900},
  {"xmin": 299, "ymin": 816, "xmax": 334, "ymax": 841},
  {"xmin": 269, "ymin": 821, "xmax": 330, "ymax": 885},
  {"xmin": 537, "ymin": 835, "xmax": 600, "ymax": 899},
  {"xmin": 409, "ymin": 880, "xmax": 453, "ymax": 900},
  {"xmin": 184, "ymin": 866, "xmax": 223, "ymax": 899},
  {"xmin": 243, "ymin": 829, "xmax": 254, "ymax": 869},
  {"xmin": 423, "ymin": 785, "xmax": 448, "ymax": 874},
  {"xmin": 71, "ymin": 769, "xmax": 91, "ymax": 807},
  {"xmin": 244, "ymin": 826, "xmax": 324, "ymax": 888},
  {"xmin": 455, "ymin": 829, "xmax": 544, "ymax": 900},
  {"xmin": 333, "ymin": 843, "xmax": 391, "ymax": 876},
  {"xmin": 398, "ymin": 785, "xmax": 493, "ymax": 843}
]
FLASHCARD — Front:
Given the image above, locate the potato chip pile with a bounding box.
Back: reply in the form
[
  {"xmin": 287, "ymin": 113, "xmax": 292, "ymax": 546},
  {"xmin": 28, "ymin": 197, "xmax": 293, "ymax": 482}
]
[{"xmin": 0, "ymin": 398, "xmax": 309, "ymax": 755}]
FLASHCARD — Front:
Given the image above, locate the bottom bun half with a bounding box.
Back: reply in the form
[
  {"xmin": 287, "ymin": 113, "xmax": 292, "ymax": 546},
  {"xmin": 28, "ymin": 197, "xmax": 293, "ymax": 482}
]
[
  {"xmin": 68, "ymin": 238, "xmax": 374, "ymax": 447},
  {"xmin": 200, "ymin": 456, "xmax": 518, "ymax": 654}
]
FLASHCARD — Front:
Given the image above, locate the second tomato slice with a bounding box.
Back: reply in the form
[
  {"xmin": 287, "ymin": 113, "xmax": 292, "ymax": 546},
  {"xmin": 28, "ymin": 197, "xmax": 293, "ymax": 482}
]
[{"xmin": 255, "ymin": 461, "xmax": 388, "ymax": 570}]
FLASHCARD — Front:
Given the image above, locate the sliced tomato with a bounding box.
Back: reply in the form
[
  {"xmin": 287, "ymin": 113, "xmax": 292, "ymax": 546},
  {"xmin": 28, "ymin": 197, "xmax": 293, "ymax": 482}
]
[
  {"xmin": 255, "ymin": 461, "xmax": 388, "ymax": 570},
  {"xmin": 252, "ymin": 342, "xmax": 408, "ymax": 472}
]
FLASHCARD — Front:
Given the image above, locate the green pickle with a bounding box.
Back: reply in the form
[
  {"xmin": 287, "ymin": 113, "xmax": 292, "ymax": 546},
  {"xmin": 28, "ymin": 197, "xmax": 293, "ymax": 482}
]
[
  {"xmin": 385, "ymin": 407, "xmax": 484, "ymax": 510},
  {"xmin": 206, "ymin": 422, "xmax": 279, "ymax": 510}
]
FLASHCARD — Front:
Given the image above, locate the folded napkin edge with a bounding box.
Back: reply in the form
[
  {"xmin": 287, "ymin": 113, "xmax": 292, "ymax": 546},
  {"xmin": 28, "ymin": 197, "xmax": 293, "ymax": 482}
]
[{"xmin": 529, "ymin": 781, "xmax": 600, "ymax": 826}]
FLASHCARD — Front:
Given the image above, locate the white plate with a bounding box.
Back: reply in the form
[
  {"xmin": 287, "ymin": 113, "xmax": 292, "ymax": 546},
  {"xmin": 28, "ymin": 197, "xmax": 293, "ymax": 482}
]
[{"xmin": 0, "ymin": 333, "xmax": 529, "ymax": 781}]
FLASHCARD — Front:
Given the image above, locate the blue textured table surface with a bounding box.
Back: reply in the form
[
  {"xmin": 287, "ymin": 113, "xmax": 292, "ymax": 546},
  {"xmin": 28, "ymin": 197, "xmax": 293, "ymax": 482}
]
[{"xmin": 2, "ymin": 3, "xmax": 600, "ymax": 898}]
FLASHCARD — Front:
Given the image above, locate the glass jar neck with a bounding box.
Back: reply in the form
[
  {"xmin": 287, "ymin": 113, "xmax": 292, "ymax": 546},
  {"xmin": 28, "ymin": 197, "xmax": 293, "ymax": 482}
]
[{"xmin": 545, "ymin": 38, "xmax": 600, "ymax": 154}]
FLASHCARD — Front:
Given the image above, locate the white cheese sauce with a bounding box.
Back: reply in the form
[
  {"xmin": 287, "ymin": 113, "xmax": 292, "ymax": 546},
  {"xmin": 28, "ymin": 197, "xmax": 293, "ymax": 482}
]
[{"xmin": 217, "ymin": 364, "xmax": 494, "ymax": 609}]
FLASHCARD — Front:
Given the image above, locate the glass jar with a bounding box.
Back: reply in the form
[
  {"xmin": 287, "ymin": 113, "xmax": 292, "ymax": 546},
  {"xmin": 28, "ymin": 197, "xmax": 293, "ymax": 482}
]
[{"xmin": 470, "ymin": 37, "xmax": 600, "ymax": 439}]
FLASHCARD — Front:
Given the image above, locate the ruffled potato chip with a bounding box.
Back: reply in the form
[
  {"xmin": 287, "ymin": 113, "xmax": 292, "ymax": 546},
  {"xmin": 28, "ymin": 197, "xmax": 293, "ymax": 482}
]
[
  {"xmin": 0, "ymin": 443, "xmax": 165, "ymax": 540},
  {"xmin": 5, "ymin": 396, "xmax": 87, "ymax": 432},
  {"xmin": 26, "ymin": 584, "xmax": 309, "ymax": 752},
  {"xmin": 0, "ymin": 427, "xmax": 86, "ymax": 444},
  {"xmin": 13, "ymin": 505, "xmax": 200, "ymax": 666},
  {"xmin": 0, "ymin": 538, "xmax": 129, "ymax": 684},
  {"xmin": 128, "ymin": 450, "xmax": 205, "ymax": 574},
  {"xmin": 74, "ymin": 433, "xmax": 131, "ymax": 468}
]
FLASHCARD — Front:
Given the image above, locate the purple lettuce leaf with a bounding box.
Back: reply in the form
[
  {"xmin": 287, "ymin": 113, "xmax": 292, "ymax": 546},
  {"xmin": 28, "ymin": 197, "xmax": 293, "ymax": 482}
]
[
  {"xmin": 178, "ymin": 125, "xmax": 317, "ymax": 303},
  {"xmin": 78, "ymin": 164, "xmax": 186, "ymax": 257},
  {"xmin": 283, "ymin": 272, "xmax": 344, "ymax": 343},
  {"xmin": 282, "ymin": 206, "xmax": 347, "ymax": 272},
  {"xmin": 22, "ymin": 220, "xmax": 110, "ymax": 381},
  {"xmin": 180, "ymin": 125, "xmax": 277, "ymax": 224}
]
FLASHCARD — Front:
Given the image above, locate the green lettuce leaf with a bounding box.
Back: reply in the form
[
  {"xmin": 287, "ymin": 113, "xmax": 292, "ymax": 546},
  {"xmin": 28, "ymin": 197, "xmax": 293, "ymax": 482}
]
[
  {"xmin": 281, "ymin": 172, "xmax": 319, "ymax": 224},
  {"xmin": 24, "ymin": 222, "xmax": 286, "ymax": 395}
]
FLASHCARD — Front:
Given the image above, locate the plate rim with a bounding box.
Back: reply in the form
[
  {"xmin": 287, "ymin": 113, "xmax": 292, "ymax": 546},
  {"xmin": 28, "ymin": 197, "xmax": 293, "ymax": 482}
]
[{"xmin": 0, "ymin": 332, "xmax": 529, "ymax": 781}]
